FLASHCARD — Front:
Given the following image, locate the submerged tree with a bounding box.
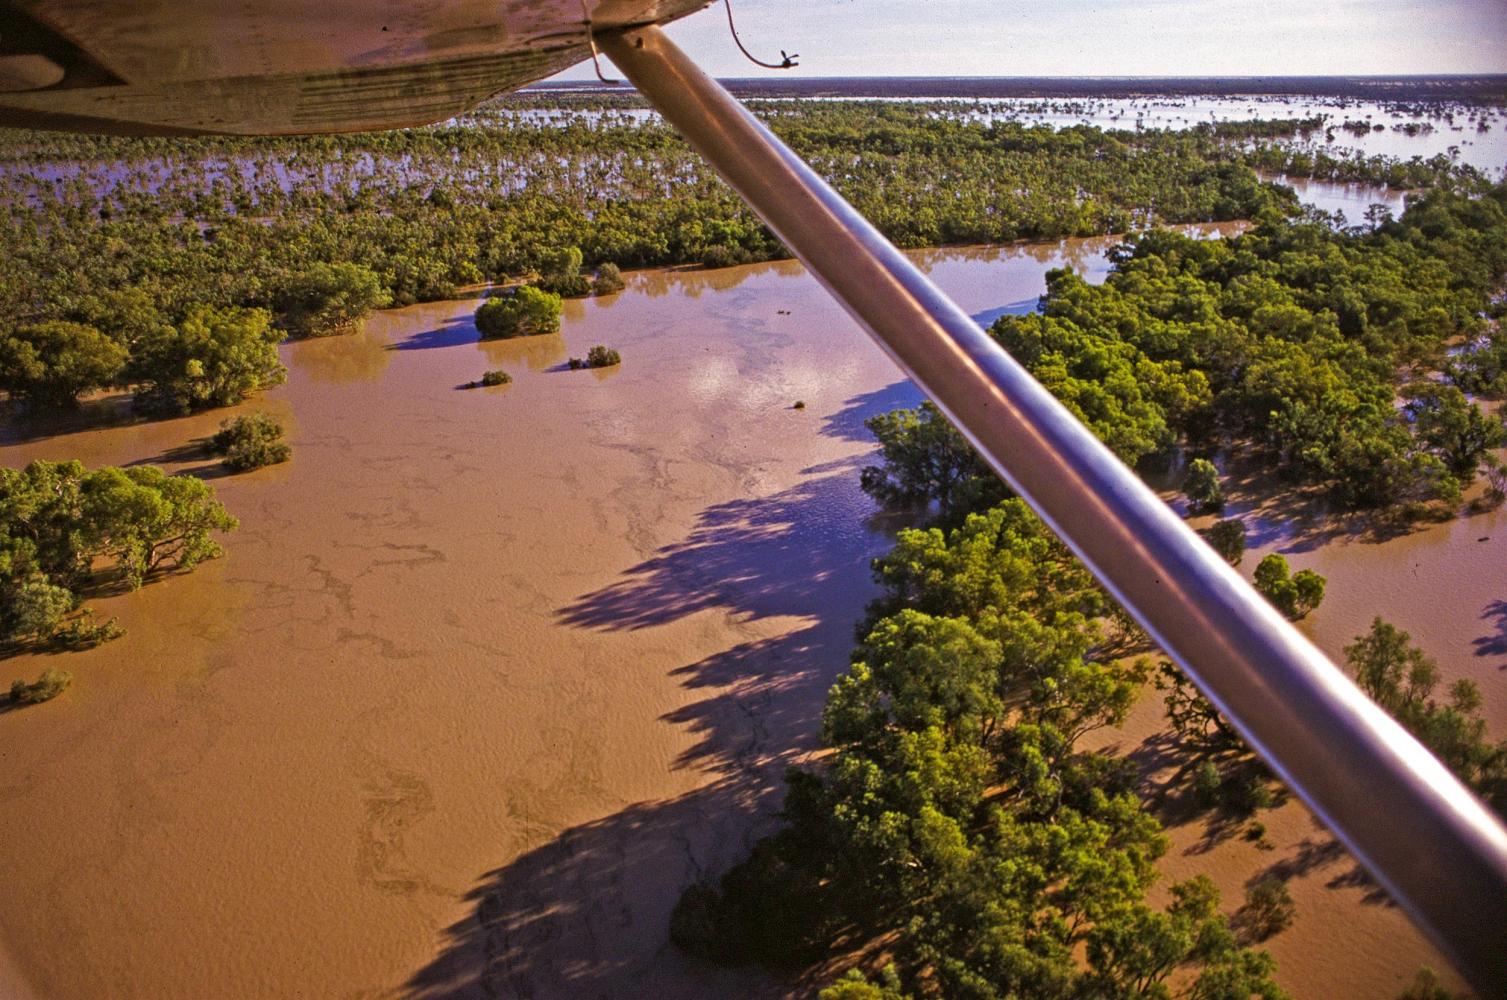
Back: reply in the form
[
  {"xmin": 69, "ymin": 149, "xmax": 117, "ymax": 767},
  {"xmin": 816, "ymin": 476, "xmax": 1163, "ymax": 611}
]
[
  {"xmin": 0, "ymin": 460, "xmax": 237, "ymax": 647},
  {"xmin": 1346, "ymin": 617, "xmax": 1507, "ymax": 813},
  {"xmin": 859, "ymin": 402, "xmax": 1002, "ymax": 523}
]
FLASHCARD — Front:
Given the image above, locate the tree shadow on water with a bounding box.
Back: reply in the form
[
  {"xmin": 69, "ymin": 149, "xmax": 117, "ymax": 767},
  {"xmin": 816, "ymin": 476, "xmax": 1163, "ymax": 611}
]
[
  {"xmin": 388, "ymin": 315, "xmax": 479, "ymax": 351},
  {"xmin": 971, "ymin": 297, "xmax": 1040, "ymax": 328},
  {"xmin": 404, "ymin": 467, "xmax": 886, "ymax": 997},
  {"xmin": 818, "ymin": 380, "xmax": 924, "ymax": 443},
  {"xmin": 556, "ymin": 460, "xmax": 886, "ymax": 633},
  {"xmin": 404, "ymin": 779, "xmax": 793, "ymax": 1000},
  {"xmin": 1, "ymin": 392, "xmax": 141, "ymax": 445},
  {"xmin": 1474, "ymin": 599, "xmax": 1507, "ymax": 665}
]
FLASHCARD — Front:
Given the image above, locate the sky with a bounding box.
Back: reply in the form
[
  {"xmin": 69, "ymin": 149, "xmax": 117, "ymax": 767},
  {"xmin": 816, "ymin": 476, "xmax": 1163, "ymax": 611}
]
[{"xmin": 554, "ymin": 0, "xmax": 1507, "ymax": 79}]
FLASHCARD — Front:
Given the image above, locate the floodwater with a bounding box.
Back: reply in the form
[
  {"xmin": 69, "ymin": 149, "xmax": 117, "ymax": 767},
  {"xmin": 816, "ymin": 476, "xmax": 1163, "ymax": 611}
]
[
  {"xmin": 5, "ymin": 93, "xmax": 1502, "ymax": 214},
  {"xmin": 482, "ymin": 95, "xmax": 1507, "ymax": 176},
  {"xmin": 1265, "ymin": 174, "xmax": 1407, "ymax": 221},
  {"xmin": 0, "ymin": 233, "xmax": 1497, "ymax": 999}
]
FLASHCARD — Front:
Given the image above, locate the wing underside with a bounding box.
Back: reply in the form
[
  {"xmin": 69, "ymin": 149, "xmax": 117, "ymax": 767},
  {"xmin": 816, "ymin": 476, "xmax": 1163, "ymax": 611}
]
[{"xmin": 0, "ymin": 0, "xmax": 710, "ymax": 135}]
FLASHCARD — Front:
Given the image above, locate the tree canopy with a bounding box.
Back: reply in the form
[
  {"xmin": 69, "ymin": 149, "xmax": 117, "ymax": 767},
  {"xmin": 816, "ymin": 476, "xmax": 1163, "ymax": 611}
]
[{"xmin": 0, "ymin": 460, "xmax": 237, "ymax": 646}]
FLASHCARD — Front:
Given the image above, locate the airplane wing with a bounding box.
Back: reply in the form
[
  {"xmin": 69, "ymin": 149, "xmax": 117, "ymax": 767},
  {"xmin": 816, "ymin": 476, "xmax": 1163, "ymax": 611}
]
[{"xmin": 0, "ymin": 0, "xmax": 709, "ymax": 134}]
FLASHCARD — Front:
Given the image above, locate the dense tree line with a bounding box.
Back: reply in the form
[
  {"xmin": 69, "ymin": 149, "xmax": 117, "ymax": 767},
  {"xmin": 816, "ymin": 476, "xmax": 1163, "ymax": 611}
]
[
  {"xmin": 1, "ymin": 100, "xmax": 1394, "ymax": 367},
  {"xmin": 0, "ymin": 299, "xmax": 285, "ymax": 415},
  {"xmin": 868, "ymin": 184, "xmax": 1507, "ymax": 514},
  {"xmin": 6, "ymin": 97, "xmax": 1488, "ymax": 419}
]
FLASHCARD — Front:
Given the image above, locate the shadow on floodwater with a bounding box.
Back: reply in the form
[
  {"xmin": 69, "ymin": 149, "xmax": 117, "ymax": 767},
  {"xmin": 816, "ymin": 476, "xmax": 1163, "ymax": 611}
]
[
  {"xmin": 387, "ymin": 314, "xmax": 479, "ymax": 351},
  {"xmin": 408, "ymin": 472, "xmax": 883, "ymax": 998},
  {"xmin": 1474, "ymin": 599, "xmax": 1507, "ymax": 664},
  {"xmin": 0, "ymin": 393, "xmax": 141, "ymax": 445},
  {"xmin": 819, "ymin": 380, "xmax": 924, "ymax": 443},
  {"xmin": 402, "ymin": 779, "xmax": 794, "ymax": 1000},
  {"xmin": 970, "ymin": 296, "xmax": 1040, "ymax": 328},
  {"xmin": 122, "ymin": 438, "xmax": 236, "ymax": 480},
  {"xmin": 556, "ymin": 458, "xmax": 884, "ymax": 633}
]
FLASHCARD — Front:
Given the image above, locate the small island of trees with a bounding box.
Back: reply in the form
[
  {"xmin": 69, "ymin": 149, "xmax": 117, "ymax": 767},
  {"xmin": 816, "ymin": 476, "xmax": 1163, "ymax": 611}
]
[
  {"xmin": 475, "ymin": 286, "xmax": 563, "ymax": 339},
  {"xmin": 569, "ymin": 345, "xmax": 621, "ymax": 370}
]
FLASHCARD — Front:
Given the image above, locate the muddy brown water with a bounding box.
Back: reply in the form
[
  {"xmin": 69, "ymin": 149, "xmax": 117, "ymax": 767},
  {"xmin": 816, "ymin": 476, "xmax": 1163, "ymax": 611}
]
[{"xmin": 0, "ymin": 233, "xmax": 1495, "ymax": 998}]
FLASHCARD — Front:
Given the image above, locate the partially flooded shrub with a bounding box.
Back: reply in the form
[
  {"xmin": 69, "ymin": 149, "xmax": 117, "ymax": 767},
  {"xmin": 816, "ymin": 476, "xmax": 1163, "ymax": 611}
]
[
  {"xmin": 475, "ymin": 286, "xmax": 562, "ymax": 339},
  {"xmin": 592, "ymin": 262, "xmax": 625, "ymax": 295},
  {"xmin": 211, "ymin": 413, "xmax": 290, "ymax": 471},
  {"xmin": 55, "ymin": 612, "xmax": 124, "ymax": 648},
  {"xmin": 9, "ymin": 666, "xmax": 73, "ymax": 705},
  {"xmin": 479, "ymin": 369, "xmax": 512, "ymax": 387},
  {"xmin": 569, "ymin": 346, "xmax": 621, "ymax": 370}
]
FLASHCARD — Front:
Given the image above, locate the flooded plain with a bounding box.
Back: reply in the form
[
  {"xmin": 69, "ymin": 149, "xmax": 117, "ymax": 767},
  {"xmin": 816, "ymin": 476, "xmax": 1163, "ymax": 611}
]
[{"xmin": 1, "ymin": 235, "xmax": 1500, "ymax": 999}]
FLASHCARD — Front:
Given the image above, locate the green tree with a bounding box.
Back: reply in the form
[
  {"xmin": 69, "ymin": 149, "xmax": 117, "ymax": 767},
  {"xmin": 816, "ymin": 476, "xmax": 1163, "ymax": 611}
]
[
  {"xmin": 130, "ymin": 305, "xmax": 285, "ymax": 414},
  {"xmin": 859, "ymin": 403, "xmax": 1002, "ymax": 522},
  {"xmin": 534, "ymin": 246, "xmax": 591, "ymax": 297},
  {"xmin": 474, "ymin": 286, "xmax": 562, "ymax": 339},
  {"xmin": 5, "ymin": 578, "xmax": 75, "ymax": 639},
  {"xmin": 817, "ymin": 968, "xmax": 910, "ymax": 1000},
  {"xmin": 1204, "ymin": 518, "xmax": 1246, "ymax": 565},
  {"xmin": 0, "ymin": 320, "xmax": 127, "ymax": 407},
  {"xmin": 1405, "ymin": 383, "xmax": 1505, "ymax": 481},
  {"xmin": 273, "ymin": 262, "xmax": 391, "ymax": 338},
  {"xmin": 1184, "ymin": 457, "xmax": 1225, "ymax": 513},
  {"xmin": 1253, "ymin": 553, "xmax": 1325, "ymax": 620}
]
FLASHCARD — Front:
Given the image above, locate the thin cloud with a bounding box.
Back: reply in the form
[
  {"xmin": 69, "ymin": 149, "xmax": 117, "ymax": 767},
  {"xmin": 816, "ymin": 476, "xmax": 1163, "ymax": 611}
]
[{"xmin": 561, "ymin": 0, "xmax": 1507, "ymax": 78}]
